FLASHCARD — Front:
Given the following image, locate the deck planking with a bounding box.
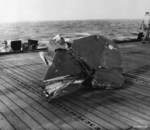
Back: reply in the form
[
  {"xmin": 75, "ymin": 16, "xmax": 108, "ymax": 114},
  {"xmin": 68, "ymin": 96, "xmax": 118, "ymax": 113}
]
[{"xmin": 0, "ymin": 43, "xmax": 150, "ymax": 130}]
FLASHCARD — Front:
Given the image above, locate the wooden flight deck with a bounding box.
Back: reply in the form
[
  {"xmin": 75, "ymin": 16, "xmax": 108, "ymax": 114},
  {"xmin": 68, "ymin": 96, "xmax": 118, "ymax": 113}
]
[{"xmin": 0, "ymin": 42, "xmax": 150, "ymax": 130}]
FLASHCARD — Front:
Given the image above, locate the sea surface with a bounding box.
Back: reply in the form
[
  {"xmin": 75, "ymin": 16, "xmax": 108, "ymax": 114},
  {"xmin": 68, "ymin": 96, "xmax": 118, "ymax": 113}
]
[{"xmin": 0, "ymin": 19, "xmax": 141, "ymax": 44}]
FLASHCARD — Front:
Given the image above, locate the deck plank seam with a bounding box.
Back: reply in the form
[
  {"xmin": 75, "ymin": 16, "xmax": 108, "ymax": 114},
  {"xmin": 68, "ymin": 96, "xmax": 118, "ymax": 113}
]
[
  {"xmin": 61, "ymin": 98, "xmax": 127, "ymax": 130},
  {"xmin": 64, "ymin": 96, "xmax": 130, "ymax": 129},
  {"xmin": 0, "ymin": 89, "xmax": 48, "ymax": 130},
  {"xmin": 76, "ymin": 91, "xmax": 150, "ymax": 125},
  {"xmin": 0, "ymin": 76, "xmax": 96, "ymax": 129},
  {"xmin": 21, "ymin": 66, "xmax": 45, "ymax": 79},
  {"xmin": 2, "ymin": 66, "xmax": 42, "ymax": 88},
  {"xmin": 116, "ymin": 89, "xmax": 150, "ymax": 113},
  {"xmin": 0, "ymin": 81, "xmax": 72, "ymax": 130},
  {"xmin": 70, "ymin": 95, "xmax": 141, "ymax": 127},
  {"xmin": 0, "ymin": 61, "xmax": 43, "ymax": 69},
  {"xmin": 52, "ymin": 101, "xmax": 105, "ymax": 130},
  {"xmin": 0, "ymin": 97, "xmax": 32, "ymax": 130},
  {"xmin": 1, "ymin": 71, "xmax": 42, "ymax": 96},
  {"xmin": 0, "ymin": 75, "xmax": 83, "ymax": 130},
  {"xmin": 0, "ymin": 111, "xmax": 16, "ymax": 130},
  {"xmin": 68, "ymin": 89, "xmax": 150, "ymax": 125}
]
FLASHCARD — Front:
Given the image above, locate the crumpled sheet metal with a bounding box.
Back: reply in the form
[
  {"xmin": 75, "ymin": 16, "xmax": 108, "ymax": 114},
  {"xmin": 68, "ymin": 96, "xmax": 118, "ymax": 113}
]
[
  {"xmin": 72, "ymin": 35, "xmax": 122, "ymax": 70},
  {"xmin": 42, "ymin": 35, "xmax": 124, "ymax": 100}
]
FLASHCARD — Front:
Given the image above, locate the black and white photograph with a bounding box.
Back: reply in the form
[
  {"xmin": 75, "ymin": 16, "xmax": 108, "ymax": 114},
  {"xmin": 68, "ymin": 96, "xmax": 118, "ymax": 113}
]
[{"xmin": 0, "ymin": 0, "xmax": 150, "ymax": 129}]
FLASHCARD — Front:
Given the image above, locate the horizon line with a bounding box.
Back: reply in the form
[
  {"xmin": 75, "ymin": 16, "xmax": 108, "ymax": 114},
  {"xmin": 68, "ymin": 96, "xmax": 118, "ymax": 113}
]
[{"xmin": 0, "ymin": 18, "xmax": 142, "ymax": 24}]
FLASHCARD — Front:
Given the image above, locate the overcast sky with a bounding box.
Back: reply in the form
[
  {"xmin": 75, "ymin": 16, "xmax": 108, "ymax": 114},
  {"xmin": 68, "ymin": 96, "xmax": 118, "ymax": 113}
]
[{"xmin": 0, "ymin": 0, "xmax": 150, "ymax": 23}]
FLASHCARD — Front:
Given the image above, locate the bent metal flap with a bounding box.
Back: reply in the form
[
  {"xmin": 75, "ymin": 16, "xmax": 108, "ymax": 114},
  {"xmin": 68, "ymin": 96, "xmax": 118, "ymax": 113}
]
[
  {"xmin": 72, "ymin": 35, "xmax": 124, "ymax": 86},
  {"xmin": 44, "ymin": 49, "xmax": 84, "ymax": 81},
  {"xmin": 43, "ymin": 49, "xmax": 86, "ymax": 100},
  {"xmin": 72, "ymin": 35, "xmax": 122, "ymax": 70}
]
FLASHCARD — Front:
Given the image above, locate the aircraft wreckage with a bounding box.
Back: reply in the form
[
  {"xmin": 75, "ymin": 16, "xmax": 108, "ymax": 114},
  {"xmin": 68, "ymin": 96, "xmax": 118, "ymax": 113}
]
[{"xmin": 40, "ymin": 34, "xmax": 125, "ymax": 101}]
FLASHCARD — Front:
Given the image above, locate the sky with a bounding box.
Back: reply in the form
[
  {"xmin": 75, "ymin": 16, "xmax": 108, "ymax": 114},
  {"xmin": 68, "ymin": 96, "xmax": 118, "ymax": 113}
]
[{"xmin": 0, "ymin": 0, "xmax": 150, "ymax": 23}]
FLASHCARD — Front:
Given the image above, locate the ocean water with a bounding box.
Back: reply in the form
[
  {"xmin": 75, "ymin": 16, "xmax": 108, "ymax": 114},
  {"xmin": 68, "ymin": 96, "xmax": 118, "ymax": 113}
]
[{"xmin": 0, "ymin": 19, "xmax": 141, "ymax": 43}]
